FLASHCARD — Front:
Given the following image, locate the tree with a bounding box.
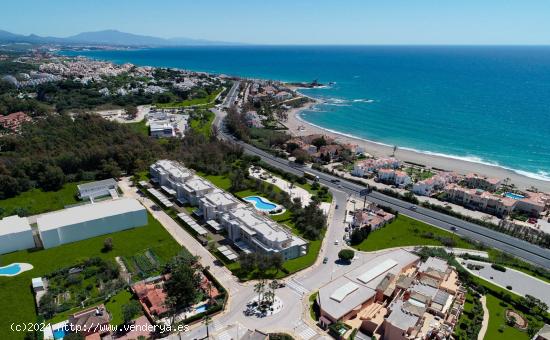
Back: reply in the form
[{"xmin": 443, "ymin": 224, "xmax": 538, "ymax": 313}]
[
  {"xmin": 338, "ymin": 249, "xmax": 355, "ymax": 262},
  {"xmin": 312, "ymin": 137, "xmax": 327, "ymax": 149},
  {"xmin": 100, "ymin": 159, "xmax": 122, "ymax": 179},
  {"xmin": 164, "ymin": 258, "xmax": 201, "ymax": 312},
  {"xmin": 254, "ymin": 279, "xmax": 266, "ymax": 304},
  {"xmin": 125, "ymin": 105, "xmax": 138, "ymax": 118},
  {"xmin": 269, "ymin": 280, "xmax": 279, "ymax": 305},
  {"xmin": 121, "ymin": 300, "xmax": 142, "ymax": 324},
  {"xmin": 271, "ymin": 254, "xmax": 284, "ymax": 274},
  {"xmin": 239, "ymin": 253, "xmax": 256, "ymax": 273},
  {"xmin": 102, "ymin": 237, "xmax": 113, "ymax": 252},
  {"xmin": 39, "ymin": 165, "xmax": 65, "ymax": 191}
]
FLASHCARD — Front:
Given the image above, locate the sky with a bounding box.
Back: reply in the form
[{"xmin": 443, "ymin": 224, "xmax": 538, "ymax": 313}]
[{"xmin": 2, "ymin": 0, "xmax": 550, "ymax": 45}]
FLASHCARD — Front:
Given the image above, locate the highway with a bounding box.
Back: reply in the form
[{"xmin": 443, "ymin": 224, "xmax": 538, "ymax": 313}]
[{"xmin": 211, "ymin": 106, "xmax": 550, "ymax": 269}]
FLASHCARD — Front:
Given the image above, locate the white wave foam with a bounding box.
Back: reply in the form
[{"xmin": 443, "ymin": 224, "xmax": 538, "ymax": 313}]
[
  {"xmin": 295, "ymin": 113, "xmax": 550, "ymax": 183},
  {"xmin": 352, "ymin": 98, "xmax": 375, "ymax": 103}
]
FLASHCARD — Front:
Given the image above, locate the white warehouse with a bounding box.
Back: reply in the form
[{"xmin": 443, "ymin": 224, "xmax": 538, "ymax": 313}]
[
  {"xmin": 37, "ymin": 198, "xmax": 147, "ymax": 249},
  {"xmin": 0, "ymin": 215, "xmax": 35, "ymax": 254}
]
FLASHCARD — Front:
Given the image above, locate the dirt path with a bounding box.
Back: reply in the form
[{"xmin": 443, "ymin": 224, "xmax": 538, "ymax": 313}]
[{"xmin": 478, "ymin": 295, "xmax": 489, "ymax": 340}]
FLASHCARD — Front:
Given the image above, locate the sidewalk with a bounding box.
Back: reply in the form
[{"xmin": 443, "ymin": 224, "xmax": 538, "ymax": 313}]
[{"xmin": 478, "ymin": 295, "xmax": 489, "ymax": 340}]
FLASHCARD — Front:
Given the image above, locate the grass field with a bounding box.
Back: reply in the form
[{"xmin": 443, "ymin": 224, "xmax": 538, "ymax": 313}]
[
  {"xmin": 156, "ymin": 89, "xmax": 222, "ymax": 108},
  {"xmin": 0, "ymin": 213, "xmax": 181, "ymax": 340},
  {"xmin": 0, "ymin": 182, "xmax": 82, "ymax": 218},
  {"xmin": 484, "ymin": 294, "xmax": 529, "ymax": 340},
  {"xmin": 127, "ymin": 119, "xmax": 149, "ymax": 136},
  {"xmin": 190, "ymin": 110, "xmax": 215, "ymax": 138},
  {"xmin": 353, "ymin": 215, "xmax": 475, "ymax": 251}
]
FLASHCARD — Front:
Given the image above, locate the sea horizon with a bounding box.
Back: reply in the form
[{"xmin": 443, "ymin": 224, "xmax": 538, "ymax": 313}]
[{"xmin": 61, "ymin": 45, "xmax": 550, "ymax": 182}]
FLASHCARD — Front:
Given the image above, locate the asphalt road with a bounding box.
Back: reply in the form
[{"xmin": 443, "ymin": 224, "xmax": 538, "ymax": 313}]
[{"xmin": 211, "ymin": 108, "xmax": 550, "ymax": 268}]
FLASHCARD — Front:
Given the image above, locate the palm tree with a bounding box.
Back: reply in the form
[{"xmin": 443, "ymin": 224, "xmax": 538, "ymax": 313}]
[
  {"xmin": 254, "ymin": 279, "xmax": 266, "ymax": 305},
  {"xmin": 269, "ymin": 280, "xmax": 279, "ymax": 305},
  {"xmin": 203, "ymin": 315, "xmax": 212, "ymax": 338}
]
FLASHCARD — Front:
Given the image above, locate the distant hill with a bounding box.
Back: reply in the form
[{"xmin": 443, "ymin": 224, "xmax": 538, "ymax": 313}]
[{"xmin": 0, "ymin": 29, "xmax": 240, "ymax": 46}]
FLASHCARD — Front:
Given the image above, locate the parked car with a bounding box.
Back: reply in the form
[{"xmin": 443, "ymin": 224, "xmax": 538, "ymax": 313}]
[
  {"xmin": 409, "ymin": 205, "xmax": 417, "ymax": 210},
  {"xmin": 335, "ymin": 204, "xmax": 339, "ymax": 209},
  {"xmin": 334, "ymin": 240, "xmax": 339, "ymax": 245},
  {"xmin": 323, "ymin": 257, "xmax": 329, "ymax": 264}
]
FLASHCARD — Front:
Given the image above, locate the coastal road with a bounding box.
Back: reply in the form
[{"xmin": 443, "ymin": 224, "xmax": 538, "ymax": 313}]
[{"xmin": 211, "ymin": 109, "xmax": 550, "ymax": 268}]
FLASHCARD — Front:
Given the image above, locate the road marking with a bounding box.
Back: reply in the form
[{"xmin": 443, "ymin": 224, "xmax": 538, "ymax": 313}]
[
  {"xmin": 286, "ymin": 278, "xmax": 309, "ymax": 295},
  {"xmin": 294, "ymin": 321, "xmax": 318, "ymax": 340}
]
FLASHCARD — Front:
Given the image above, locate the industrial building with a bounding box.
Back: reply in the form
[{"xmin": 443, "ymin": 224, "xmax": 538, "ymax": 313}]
[
  {"xmin": 77, "ymin": 178, "xmax": 117, "ymax": 200},
  {"xmin": 0, "ymin": 215, "xmax": 35, "ymax": 254},
  {"xmin": 37, "ymin": 198, "xmax": 147, "ymax": 249}
]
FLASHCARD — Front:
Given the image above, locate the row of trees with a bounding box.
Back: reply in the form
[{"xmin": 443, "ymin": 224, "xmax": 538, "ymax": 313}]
[{"xmin": 0, "ymin": 113, "xmax": 168, "ymax": 199}]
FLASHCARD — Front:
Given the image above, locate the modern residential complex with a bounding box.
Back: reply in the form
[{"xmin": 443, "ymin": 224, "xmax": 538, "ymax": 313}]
[
  {"xmin": 219, "ymin": 206, "xmax": 308, "ymax": 260},
  {"xmin": 0, "ymin": 215, "xmax": 35, "ymax": 254},
  {"xmin": 317, "ymin": 250, "xmax": 465, "ymax": 339},
  {"xmin": 149, "ymin": 160, "xmax": 308, "ymax": 260},
  {"xmin": 37, "ymin": 198, "xmax": 147, "ymax": 249}
]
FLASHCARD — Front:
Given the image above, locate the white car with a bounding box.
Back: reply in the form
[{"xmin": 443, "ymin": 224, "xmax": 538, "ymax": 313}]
[{"xmin": 334, "ymin": 240, "xmax": 339, "ymax": 245}]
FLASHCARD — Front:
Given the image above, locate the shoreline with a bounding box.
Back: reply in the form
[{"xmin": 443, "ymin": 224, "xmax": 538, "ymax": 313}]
[{"xmin": 285, "ymin": 101, "xmax": 550, "ymax": 192}]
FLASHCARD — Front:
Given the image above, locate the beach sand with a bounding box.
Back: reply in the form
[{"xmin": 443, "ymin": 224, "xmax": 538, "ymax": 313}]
[{"xmin": 284, "ymin": 102, "xmax": 550, "ymax": 192}]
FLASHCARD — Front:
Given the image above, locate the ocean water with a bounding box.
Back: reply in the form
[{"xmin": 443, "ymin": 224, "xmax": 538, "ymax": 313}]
[{"xmin": 62, "ymin": 46, "xmax": 550, "ymax": 181}]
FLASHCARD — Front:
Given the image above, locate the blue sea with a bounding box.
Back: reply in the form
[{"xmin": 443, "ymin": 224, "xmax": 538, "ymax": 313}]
[{"xmin": 62, "ymin": 46, "xmax": 550, "ymax": 181}]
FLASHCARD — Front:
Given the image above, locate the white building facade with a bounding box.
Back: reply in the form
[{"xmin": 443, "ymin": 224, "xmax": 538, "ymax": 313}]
[
  {"xmin": 37, "ymin": 198, "xmax": 147, "ymax": 249},
  {"xmin": 0, "ymin": 215, "xmax": 35, "ymax": 254}
]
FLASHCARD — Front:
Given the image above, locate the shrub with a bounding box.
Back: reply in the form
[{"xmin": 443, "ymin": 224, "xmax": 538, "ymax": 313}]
[
  {"xmin": 492, "ymin": 264, "xmax": 507, "ymax": 272},
  {"xmin": 338, "ymin": 249, "xmax": 355, "ymax": 262}
]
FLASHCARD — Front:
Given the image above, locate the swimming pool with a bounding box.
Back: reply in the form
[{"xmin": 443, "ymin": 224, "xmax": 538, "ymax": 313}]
[
  {"xmin": 195, "ymin": 304, "xmax": 208, "ymax": 314},
  {"xmin": 0, "ymin": 263, "xmax": 23, "ymax": 276},
  {"xmin": 52, "ymin": 327, "xmax": 67, "ymax": 340},
  {"xmin": 505, "ymin": 192, "xmax": 525, "ymax": 200},
  {"xmin": 244, "ymin": 196, "xmax": 277, "ymax": 211}
]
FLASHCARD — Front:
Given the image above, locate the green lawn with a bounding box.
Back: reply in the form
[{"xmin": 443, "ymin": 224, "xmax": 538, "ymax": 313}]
[
  {"xmin": 126, "ymin": 119, "xmax": 149, "ymax": 136},
  {"xmin": 485, "ymin": 294, "xmax": 529, "ymax": 340},
  {"xmin": 353, "ymin": 215, "xmax": 475, "ymax": 251},
  {"xmin": 197, "ymin": 173, "xmax": 231, "ymax": 191},
  {"xmin": 0, "ymin": 182, "xmax": 82, "ymax": 218},
  {"xmin": 105, "ymin": 289, "xmax": 141, "ymax": 326},
  {"xmin": 0, "ymin": 213, "xmax": 182, "ymax": 340},
  {"xmin": 156, "ymin": 89, "xmax": 223, "ymax": 108},
  {"xmin": 190, "ymin": 110, "xmax": 215, "ymax": 138}
]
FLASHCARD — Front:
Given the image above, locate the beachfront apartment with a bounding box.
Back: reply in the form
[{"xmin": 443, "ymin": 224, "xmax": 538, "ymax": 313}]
[
  {"xmin": 352, "ymin": 158, "xmax": 401, "ymax": 177},
  {"xmin": 463, "ymin": 173, "xmax": 502, "ymax": 192},
  {"xmin": 377, "ymin": 169, "xmax": 412, "ymax": 187},
  {"xmin": 219, "ymin": 206, "xmax": 307, "ymax": 260},
  {"xmin": 317, "ymin": 251, "xmax": 465, "ymax": 340},
  {"xmin": 412, "ymin": 172, "xmax": 460, "ymax": 196},
  {"xmin": 444, "ymin": 184, "xmax": 548, "ymax": 217}
]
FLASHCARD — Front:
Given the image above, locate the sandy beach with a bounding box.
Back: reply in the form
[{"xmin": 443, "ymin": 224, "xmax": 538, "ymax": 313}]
[{"xmin": 285, "ymin": 101, "xmax": 550, "ymax": 192}]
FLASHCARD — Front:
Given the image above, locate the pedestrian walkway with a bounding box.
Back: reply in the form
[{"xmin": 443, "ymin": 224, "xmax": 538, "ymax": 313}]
[
  {"xmin": 294, "ymin": 320, "xmax": 318, "ymax": 340},
  {"xmin": 478, "ymin": 296, "xmax": 489, "ymax": 340},
  {"xmin": 287, "ymin": 278, "xmax": 309, "ymax": 296}
]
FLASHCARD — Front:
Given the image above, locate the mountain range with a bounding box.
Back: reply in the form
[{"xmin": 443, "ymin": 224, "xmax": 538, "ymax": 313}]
[{"xmin": 0, "ymin": 29, "xmax": 240, "ymax": 46}]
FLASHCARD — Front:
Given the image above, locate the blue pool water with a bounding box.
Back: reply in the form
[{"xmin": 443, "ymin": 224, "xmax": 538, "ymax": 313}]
[
  {"xmin": 52, "ymin": 327, "xmax": 67, "ymax": 339},
  {"xmin": 505, "ymin": 192, "xmax": 525, "ymax": 200},
  {"xmin": 244, "ymin": 196, "xmax": 277, "ymax": 211},
  {"xmin": 195, "ymin": 304, "xmax": 208, "ymax": 314},
  {"xmin": 0, "ymin": 263, "xmax": 22, "ymax": 276}
]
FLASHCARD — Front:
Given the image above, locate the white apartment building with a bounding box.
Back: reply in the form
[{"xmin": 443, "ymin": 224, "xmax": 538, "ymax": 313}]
[
  {"xmin": 199, "ymin": 189, "xmax": 242, "ymax": 221},
  {"xmin": 219, "ymin": 207, "xmax": 307, "ymax": 260},
  {"xmin": 77, "ymin": 178, "xmax": 117, "ymax": 200}
]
